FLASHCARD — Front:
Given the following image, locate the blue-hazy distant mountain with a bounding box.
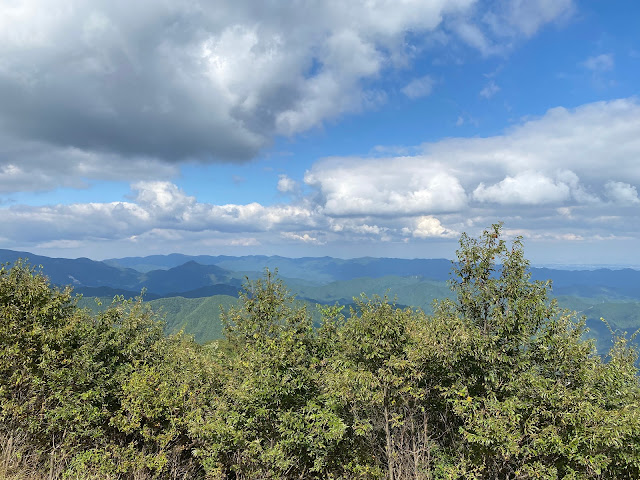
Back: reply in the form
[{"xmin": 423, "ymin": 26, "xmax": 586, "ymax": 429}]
[
  {"xmin": 0, "ymin": 248, "xmax": 142, "ymax": 289},
  {"xmin": 4, "ymin": 248, "xmax": 640, "ymax": 302},
  {"xmin": 137, "ymin": 261, "xmax": 241, "ymax": 295},
  {"xmin": 0, "ymin": 250, "xmax": 240, "ymax": 297},
  {"xmin": 531, "ymin": 268, "xmax": 640, "ymax": 299},
  {"xmin": 106, "ymin": 254, "xmax": 454, "ymax": 283},
  {"xmin": 3, "ymin": 248, "xmax": 639, "ymax": 349}
]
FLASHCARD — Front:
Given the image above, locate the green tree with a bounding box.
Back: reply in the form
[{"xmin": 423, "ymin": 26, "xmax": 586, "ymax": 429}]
[
  {"xmin": 0, "ymin": 261, "xmax": 213, "ymax": 478},
  {"xmin": 198, "ymin": 270, "xmax": 351, "ymax": 479},
  {"xmin": 430, "ymin": 224, "xmax": 640, "ymax": 479}
]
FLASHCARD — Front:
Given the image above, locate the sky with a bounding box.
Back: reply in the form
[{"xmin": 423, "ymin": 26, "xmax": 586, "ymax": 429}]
[{"xmin": 1, "ymin": 0, "xmax": 639, "ymax": 265}]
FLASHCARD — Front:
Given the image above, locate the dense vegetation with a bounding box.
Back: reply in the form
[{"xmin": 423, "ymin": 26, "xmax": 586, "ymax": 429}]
[{"xmin": 1, "ymin": 225, "xmax": 639, "ymax": 479}]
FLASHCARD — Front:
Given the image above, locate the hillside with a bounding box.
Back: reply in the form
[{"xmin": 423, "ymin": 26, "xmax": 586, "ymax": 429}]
[{"xmin": 4, "ymin": 248, "xmax": 640, "ymax": 348}]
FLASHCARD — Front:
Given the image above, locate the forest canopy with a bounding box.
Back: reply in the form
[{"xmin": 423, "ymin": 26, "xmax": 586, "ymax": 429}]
[{"xmin": 1, "ymin": 225, "xmax": 639, "ymax": 479}]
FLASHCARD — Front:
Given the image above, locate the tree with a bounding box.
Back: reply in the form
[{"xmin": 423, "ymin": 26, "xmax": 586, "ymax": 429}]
[
  {"xmin": 430, "ymin": 224, "xmax": 640, "ymax": 479},
  {"xmin": 199, "ymin": 270, "xmax": 351, "ymax": 479},
  {"xmin": 0, "ymin": 261, "xmax": 213, "ymax": 479}
]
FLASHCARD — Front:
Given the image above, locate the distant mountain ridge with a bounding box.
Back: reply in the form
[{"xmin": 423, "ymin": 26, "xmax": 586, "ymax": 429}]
[
  {"xmin": 3, "ymin": 248, "xmax": 640, "ymax": 302},
  {"xmin": 4, "ymin": 248, "xmax": 640, "ymax": 348}
]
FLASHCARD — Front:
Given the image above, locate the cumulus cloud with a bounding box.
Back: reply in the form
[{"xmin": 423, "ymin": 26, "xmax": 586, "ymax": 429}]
[
  {"xmin": 0, "ymin": 1, "xmax": 472, "ymax": 165},
  {"xmin": 230, "ymin": 237, "xmax": 260, "ymax": 247},
  {"xmin": 277, "ymin": 174, "xmax": 298, "ymax": 194},
  {"xmin": 0, "ymin": 135, "xmax": 178, "ymax": 193},
  {"xmin": 604, "ymin": 181, "xmax": 640, "ymax": 205},
  {"xmin": 0, "ymin": 182, "xmax": 320, "ymax": 245},
  {"xmin": 473, "ymin": 171, "xmax": 572, "ymax": 205},
  {"xmin": 300, "ymin": 97, "xmax": 640, "ymax": 242},
  {"xmin": 6, "ymin": 95, "xmax": 640, "ymax": 258},
  {"xmin": 305, "ymin": 158, "xmax": 467, "ymax": 216},
  {"xmin": 0, "ymin": 0, "xmax": 576, "ymax": 192},
  {"xmin": 412, "ymin": 216, "xmax": 458, "ymax": 238},
  {"xmin": 281, "ymin": 232, "xmax": 324, "ymax": 245}
]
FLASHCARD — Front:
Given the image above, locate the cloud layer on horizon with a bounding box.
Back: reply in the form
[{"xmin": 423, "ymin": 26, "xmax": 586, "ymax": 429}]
[{"xmin": 2, "ymin": 98, "xmax": 638, "ymax": 258}]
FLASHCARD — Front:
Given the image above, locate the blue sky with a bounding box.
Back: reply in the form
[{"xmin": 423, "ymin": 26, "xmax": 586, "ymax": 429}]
[{"xmin": 0, "ymin": 0, "xmax": 639, "ymax": 265}]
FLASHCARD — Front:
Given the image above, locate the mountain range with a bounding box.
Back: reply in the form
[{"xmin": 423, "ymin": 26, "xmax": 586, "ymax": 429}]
[{"xmin": 2, "ymin": 249, "xmax": 639, "ymax": 349}]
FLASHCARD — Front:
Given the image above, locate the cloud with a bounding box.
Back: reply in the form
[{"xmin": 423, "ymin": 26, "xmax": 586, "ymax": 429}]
[
  {"xmin": 230, "ymin": 237, "xmax": 260, "ymax": 247},
  {"xmin": 479, "ymin": 0, "xmax": 574, "ymax": 39},
  {"xmin": 480, "ymin": 80, "xmax": 500, "ymax": 98},
  {"xmin": 452, "ymin": 21, "xmax": 495, "ymax": 56},
  {"xmin": 0, "ymin": 135, "xmax": 178, "ymax": 193},
  {"xmin": 0, "ymin": 1, "xmax": 473, "ymax": 165},
  {"xmin": 499, "ymin": 0, "xmax": 574, "ymax": 37},
  {"xmin": 5, "ymin": 96, "xmax": 640, "ymax": 258},
  {"xmin": 0, "ymin": 0, "xmax": 576, "ymax": 192},
  {"xmin": 0, "ymin": 182, "xmax": 320, "ymax": 245},
  {"xmin": 604, "ymin": 181, "xmax": 640, "ymax": 205},
  {"xmin": 582, "ymin": 53, "xmax": 614, "ymax": 72},
  {"xmin": 402, "ymin": 75, "xmax": 435, "ymax": 99},
  {"xmin": 473, "ymin": 171, "xmax": 572, "ymax": 205},
  {"xmin": 281, "ymin": 232, "xmax": 324, "ymax": 245},
  {"xmin": 277, "ymin": 174, "xmax": 298, "ymax": 194},
  {"xmin": 412, "ymin": 216, "xmax": 458, "ymax": 238},
  {"xmin": 301, "ymin": 97, "xmax": 640, "ymax": 241},
  {"xmin": 303, "ymin": 97, "xmax": 640, "ymax": 218},
  {"xmin": 304, "ymin": 158, "xmax": 467, "ymax": 216}
]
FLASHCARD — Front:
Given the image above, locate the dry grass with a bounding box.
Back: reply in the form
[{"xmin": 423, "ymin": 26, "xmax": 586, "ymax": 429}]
[
  {"xmin": 0, "ymin": 432, "xmax": 204, "ymax": 480},
  {"xmin": 0, "ymin": 431, "xmax": 47, "ymax": 480}
]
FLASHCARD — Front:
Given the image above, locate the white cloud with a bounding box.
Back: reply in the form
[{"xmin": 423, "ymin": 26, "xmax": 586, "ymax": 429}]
[
  {"xmin": 0, "ymin": 182, "xmax": 320, "ymax": 245},
  {"xmin": 277, "ymin": 174, "xmax": 298, "ymax": 194},
  {"xmin": 5, "ymin": 96, "xmax": 640, "ymax": 257},
  {"xmin": 303, "ymin": 97, "xmax": 640, "ymax": 218},
  {"xmin": 480, "ymin": 0, "xmax": 574, "ymax": 40},
  {"xmin": 582, "ymin": 53, "xmax": 614, "ymax": 72},
  {"xmin": 453, "ymin": 21, "xmax": 495, "ymax": 55},
  {"xmin": 328, "ymin": 219, "xmax": 386, "ymax": 236},
  {"xmin": 412, "ymin": 216, "xmax": 458, "ymax": 238},
  {"xmin": 305, "ymin": 158, "xmax": 467, "ymax": 216},
  {"xmin": 605, "ymin": 181, "xmax": 640, "ymax": 205},
  {"xmin": 500, "ymin": 0, "xmax": 574, "ymax": 37},
  {"xmin": 0, "ymin": 0, "xmax": 576, "ymax": 192},
  {"xmin": 134, "ymin": 181, "xmax": 196, "ymax": 217},
  {"xmin": 402, "ymin": 75, "xmax": 435, "ymax": 99},
  {"xmin": 473, "ymin": 171, "xmax": 572, "ymax": 205},
  {"xmin": 300, "ymin": 97, "xmax": 640, "ymax": 242},
  {"xmin": 230, "ymin": 237, "xmax": 260, "ymax": 247},
  {"xmin": 281, "ymin": 232, "xmax": 324, "ymax": 244},
  {"xmin": 480, "ymin": 80, "xmax": 500, "ymax": 98}
]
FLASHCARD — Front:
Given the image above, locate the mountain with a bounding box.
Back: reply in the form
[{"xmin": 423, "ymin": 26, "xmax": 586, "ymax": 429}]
[
  {"xmin": 107, "ymin": 254, "xmax": 456, "ymax": 283},
  {"xmin": 135, "ymin": 261, "xmax": 241, "ymax": 295},
  {"xmin": 531, "ymin": 267, "xmax": 640, "ymax": 299},
  {"xmin": 6, "ymin": 249, "xmax": 640, "ymax": 302},
  {"xmin": 3, "ymin": 248, "xmax": 640, "ymax": 349},
  {"xmin": 0, "ymin": 250, "xmax": 241, "ymax": 298},
  {"xmin": 0, "ymin": 249, "xmax": 141, "ymax": 289}
]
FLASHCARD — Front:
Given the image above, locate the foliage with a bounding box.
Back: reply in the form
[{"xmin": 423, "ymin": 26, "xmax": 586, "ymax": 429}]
[
  {"xmin": 0, "ymin": 261, "xmax": 213, "ymax": 478},
  {"xmin": 1, "ymin": 225, "xmax": 639, "ymax": 479}
]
